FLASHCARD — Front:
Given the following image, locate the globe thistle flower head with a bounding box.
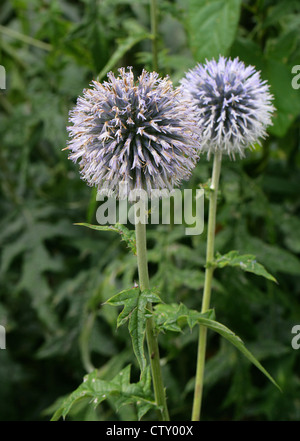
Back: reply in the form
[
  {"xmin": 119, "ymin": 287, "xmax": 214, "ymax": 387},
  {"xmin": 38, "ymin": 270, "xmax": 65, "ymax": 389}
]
[
  {"xmin": 66, "ymin": 67, "xmax": 200, "ymax": 198},
  {"xmin": 180, "ymin": 56, "xmax": 275, "ymax": 159}
]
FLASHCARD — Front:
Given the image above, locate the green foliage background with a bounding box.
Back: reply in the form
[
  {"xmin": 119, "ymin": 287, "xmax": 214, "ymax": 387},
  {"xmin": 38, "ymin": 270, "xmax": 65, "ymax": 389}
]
[{"xmin": 0, "ymin": 0, "xmax": 300, "ymax": 421}]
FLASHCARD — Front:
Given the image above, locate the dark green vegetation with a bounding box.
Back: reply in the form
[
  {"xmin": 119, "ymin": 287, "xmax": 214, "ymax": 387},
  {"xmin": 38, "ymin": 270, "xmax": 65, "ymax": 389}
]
[{"xmin": 0, "ymin": 0, "xmax": 300, "ymax": 421}]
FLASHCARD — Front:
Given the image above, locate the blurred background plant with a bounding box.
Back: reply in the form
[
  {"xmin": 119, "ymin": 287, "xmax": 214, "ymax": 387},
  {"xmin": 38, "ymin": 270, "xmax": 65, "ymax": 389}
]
[{"xmin": 0, "ymin": 0, "xmax": 299, "ymax": 421}]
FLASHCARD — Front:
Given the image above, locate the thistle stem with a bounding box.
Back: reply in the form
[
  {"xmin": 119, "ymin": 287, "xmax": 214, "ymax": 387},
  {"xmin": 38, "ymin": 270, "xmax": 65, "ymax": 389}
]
[
  {"xmin": 150, "ymin": 0, "xmax": 158, "ymax": 71},
  {"xmin": 192, "ymin": 151, "xmax": 222, "ymax": 421},
  {"xmin": 135, "ymin": 216, "xmax": 169, "ymax": 421}
]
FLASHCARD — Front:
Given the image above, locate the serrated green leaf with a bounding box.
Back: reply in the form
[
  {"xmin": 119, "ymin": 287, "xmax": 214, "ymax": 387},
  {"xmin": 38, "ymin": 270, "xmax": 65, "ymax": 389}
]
[
  {"xmin": 106, "ymin": 288, "xmax": 162, "ymax": 371},
  {"xmin": 154, "ymin": 303, "xmax": 215, "ymax": 332},
  {"xmin": 214, "ymin": 251, "xmax": 278, "ymax": 283},
  {"xmin": 153, "ymin": 303, "xmax": 280, "ymax": 391},
  {"xmin": 74, "ymin": 222, "xmax": 136, "ymax": 254},
  {"xmin": 186, "ymin": 0, "xmax": 242, "ymax": 61},
  {"xmin": 106, "ymin": 287, "xmax": 139, "ymax": 327},
  {"xmin": 128, "ymin": 293, "xmax": 149, "ymax": 373},
  {"xmin": 115, "ymin": 223, "xmax": 137, "ymax": 255},
  {"xmin": 51, "ymin": 365, "xmax": 157, "ymax": 421}
]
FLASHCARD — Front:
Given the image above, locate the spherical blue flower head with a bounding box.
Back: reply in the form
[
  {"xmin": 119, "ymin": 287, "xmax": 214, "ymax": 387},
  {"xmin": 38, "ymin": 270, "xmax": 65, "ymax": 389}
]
[
  {"xmin": 66, "ymin": 67, "xmax": 200, "ymax": 198},
  {"xmin": 180, "ymin": 57, "xmax": 275, "ymax": 158}
]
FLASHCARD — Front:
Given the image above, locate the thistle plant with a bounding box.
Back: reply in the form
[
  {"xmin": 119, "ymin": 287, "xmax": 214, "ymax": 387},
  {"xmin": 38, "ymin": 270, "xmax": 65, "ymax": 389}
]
[
  {"xmin": 55, "ymin": 56, "xmax": 281, "ymax": 422},
  {"xmin": 180, "ymin": 56, "xmax": 276, "ymax": 421},
  {"xmin": 63, "ymin": 67, "xmax": 200, "ymax": 421}
]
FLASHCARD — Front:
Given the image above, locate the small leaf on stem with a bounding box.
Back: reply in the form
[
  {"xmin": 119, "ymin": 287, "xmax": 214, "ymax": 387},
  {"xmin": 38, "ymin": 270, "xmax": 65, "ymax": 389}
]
[{"xmin": 214, "ymin": 250, "xmax": 278, "ymax": 283}]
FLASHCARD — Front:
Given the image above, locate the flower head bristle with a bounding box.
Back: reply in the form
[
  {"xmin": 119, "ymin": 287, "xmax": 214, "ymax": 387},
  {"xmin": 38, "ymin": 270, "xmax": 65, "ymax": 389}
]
[
  {"xmin": 67, "ymin": 67, "xmax": 200, "ymax": 197},
  {"xmin": 180, "ymin": 56, "xmax": 275, "ymax": 159}
]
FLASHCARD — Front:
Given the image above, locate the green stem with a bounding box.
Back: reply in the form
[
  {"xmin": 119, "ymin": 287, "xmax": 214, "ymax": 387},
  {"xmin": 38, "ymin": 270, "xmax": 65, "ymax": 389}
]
[
  {"xmin": 192, "ymin": 151, "xmax": 222, "ymax": 421},
  {"xmin": 150, "ymin": 0, "xmax": 158, "ymax": 71},
  {"xmin": 135, "ymin": 216, "xmax": 169, "ymax": 421}
]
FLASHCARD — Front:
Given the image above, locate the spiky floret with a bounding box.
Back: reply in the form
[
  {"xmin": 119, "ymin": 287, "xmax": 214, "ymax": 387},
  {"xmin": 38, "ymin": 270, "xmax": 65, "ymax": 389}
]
[
  {"xmin": 66, "ymin": 67, "xmax": 200, "ymax": 197},
  {"xmin": 180, "ymin": 56, "xmax": 275, "ymax": 158}
]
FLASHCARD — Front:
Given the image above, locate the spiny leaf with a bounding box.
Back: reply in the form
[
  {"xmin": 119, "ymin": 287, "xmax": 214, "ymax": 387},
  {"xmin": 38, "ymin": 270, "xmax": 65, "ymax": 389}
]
[
  {"xmin": 74, "ymin": 222, "xmax": 136, "ymax": 254},
  {"xmin": 106, "ymin": 287, "xmax": 140, "ymax": 327},
  {"xmin": 106, "ymin": 287, "xmax": 162, "ymax": 371},
  {"xmin": 154, "ymin": 303, "xmax": 215, "ymax": 333},
  {"xmin": 214, "ymin": 250, "xmax": 278, "ymax": 283},
  {"xmin": 115, "ymin": 223, "xmax": 137, "ymax": 255},
  {"xmin": 51, "ymin": 365, "xmax": 157, "ymax": 421},
  {"xmin": 153, "ymin": 303, "xmax": 281, "ymax": 391}
]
